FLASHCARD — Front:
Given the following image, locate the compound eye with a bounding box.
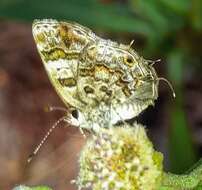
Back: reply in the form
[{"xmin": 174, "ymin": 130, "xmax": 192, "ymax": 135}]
[{"xmin": 71, "ymin": 109, "xmax": 79, "ymax": 119}]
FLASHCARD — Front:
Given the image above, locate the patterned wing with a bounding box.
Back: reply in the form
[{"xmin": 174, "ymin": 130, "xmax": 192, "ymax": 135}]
[
  {"xmin": 32, "ymin": 19, "xmax": 159, "ymax": 130},
  {"xmin": 32, "ymin": 19, "xmax": 96, "ymax": 110}
]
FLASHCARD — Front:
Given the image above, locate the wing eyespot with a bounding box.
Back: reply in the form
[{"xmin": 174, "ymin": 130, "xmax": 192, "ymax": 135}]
[{"xmin": 124, "ymin": 55, "xmax": 134, "ymax": 67}]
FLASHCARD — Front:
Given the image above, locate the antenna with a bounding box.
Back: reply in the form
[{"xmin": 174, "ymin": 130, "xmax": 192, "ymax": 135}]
[
  {"xmin": 27, "ymin": 116, "xmax": 66, "ymax": 163},
  {"xmin": 158, "ymin": 77, "xmax": 176, "ymax": 98}
]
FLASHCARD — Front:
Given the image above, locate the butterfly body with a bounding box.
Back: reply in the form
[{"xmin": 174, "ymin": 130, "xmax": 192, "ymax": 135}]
[{"xmin": 32, "ymin": 19, "xmax": 159, "ymax": 131}]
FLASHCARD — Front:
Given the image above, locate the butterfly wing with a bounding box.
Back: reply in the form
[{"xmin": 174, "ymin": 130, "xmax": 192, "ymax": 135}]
[
  {"xmin": 32, "ymin": 19, "xmax": 96, "ymax": 110},
  {"xmin": 32, "ymin": 19, "xmax": 159, "ymax": 130}
]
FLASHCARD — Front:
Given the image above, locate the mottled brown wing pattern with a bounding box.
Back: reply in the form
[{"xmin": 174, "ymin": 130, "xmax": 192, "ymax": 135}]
[{"xmin": 32, "ymin": 19, "xmax": 159, "ymax": 131}]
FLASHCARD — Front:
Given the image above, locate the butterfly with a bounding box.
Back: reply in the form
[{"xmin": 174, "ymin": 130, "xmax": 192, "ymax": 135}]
[
  {"xmin": 29, "ymin": 19, "xmax": 175, "ymax": 161},
  {"xmin": 32, "ymin": 19, "xmax": 165, "ymax": 130}
]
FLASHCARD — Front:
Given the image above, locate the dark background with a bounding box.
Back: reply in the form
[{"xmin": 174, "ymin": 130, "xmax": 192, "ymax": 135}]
[{"xmin": 0, "ymin": 0, "xmax": 201, "ymax": 189}]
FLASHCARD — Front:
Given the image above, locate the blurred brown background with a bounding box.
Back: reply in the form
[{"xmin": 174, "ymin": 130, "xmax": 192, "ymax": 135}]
[
  {"xmin": 0, "ymin": 21, "xmax": 86, "ymax": 190},
  {"xmin": 0, "ymin": 0, "xmax": 202, "ymax": 189}
]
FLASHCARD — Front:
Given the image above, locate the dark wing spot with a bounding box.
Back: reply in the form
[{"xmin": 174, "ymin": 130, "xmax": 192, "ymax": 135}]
[
  {"xmin": 122, "ymin": 86, "xmax": 132, "ymax": 97},
  {"xmin": 84, "ymin": 86, "xmax": 94, "ymax": 94},
  {"xmin": 99, "ymin": 85, "xmax": 108, "ymax": 92},
  {"xmin": 99, "ymin": 86, "xmax": 112, "ymax": 96},
  {"xmin": 58, "ymin": 78, "xmax": 76, "ymax": 87},
  {"xmin": 79, "ymin": 68, "xmax": 94, "ymax": 77}
]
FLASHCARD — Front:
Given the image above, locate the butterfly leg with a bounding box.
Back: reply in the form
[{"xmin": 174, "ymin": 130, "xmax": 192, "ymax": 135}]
[{"xmin": 79, "ymin": 127, "xmax": 86, "ymax": 138}]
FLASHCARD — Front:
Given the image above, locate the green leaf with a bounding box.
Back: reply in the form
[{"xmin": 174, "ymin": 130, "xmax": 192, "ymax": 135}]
[
  {"xmin": 13, "ymin": 185, "xmax": 52, "ymax": 190},
  {"xmin": 194, "ymin": 182, "xmax": 202, "ymax": 190},
  {"xmin": 129, "ymin": 0, "xmax": 169, "ymax": 34},
  {"xmin": 169, "ymin": 103, "xmax": 197, "ymax": 173},
  {"xmin": 167, "ymin": 50, "xmax": 197, "ymax": 173},
  {"xmin": 186, "ymin": 158, "xmax": 202, "ymax": 174},
  {"xmin": 162, "ymin": 172, "xmax": 200, "ymax": 189},
  {"xmin": 191, "ymin": 0, "xmax": 202, "ymax": 30},
  {"xmin": 0, "ymin": 0, "xmax": 154, "ymax": 35},
  {"xmin": 159, "ymin": 0, "xmax": 190, "ymax": 14},
  {"xmin": 167, "ymin": 50, "xmax": 185, "ymax": 85},
  {"xmin": 130, "ymin": 0, "xmax": 185, "ymax": 32}
]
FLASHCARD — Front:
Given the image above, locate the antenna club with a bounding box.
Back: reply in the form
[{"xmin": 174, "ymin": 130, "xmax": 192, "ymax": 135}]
[
  {"xmin": 27, "ymin": 154, "xmax": 34, "ymax": 163},
  {"xmin": 27, "ymin": 116, "xmax": 66, "ymax": 163},
  {"xmin": 44, "ymin": 105, "xmax": 52, "ymax": 112}
]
